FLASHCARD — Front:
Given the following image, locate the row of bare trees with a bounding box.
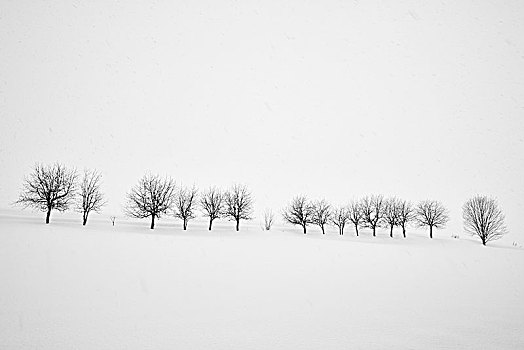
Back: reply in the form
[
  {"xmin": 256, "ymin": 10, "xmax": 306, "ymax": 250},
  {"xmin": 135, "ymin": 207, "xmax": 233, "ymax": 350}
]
[
  {"xmin": 15, "ymin": 163, "xmax": 105, "ymax": 225},
  {"xmin": 124, "ymin": 174, "xmax": 254, "ymax": 230},
  {"xmin": 15, "ymin": 163, "xmax": 508, "ymax": 245},
  {"xmin": 282, "ymin": 194, "xmax": 507, "ymax": 245}
]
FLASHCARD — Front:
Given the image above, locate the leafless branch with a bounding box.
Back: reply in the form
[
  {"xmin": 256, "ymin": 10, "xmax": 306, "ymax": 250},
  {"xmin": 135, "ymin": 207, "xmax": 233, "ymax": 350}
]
[
  {"xmin": 77, "ymin": 168, "xmax": 106, "ymax": 225},
  {"xmin": 415, "ymin": 200, "xmax": 449, "ymax": 239},
  {"xmin": 463, "ymin": 195, "xmax": 507, "ymax": 245},
  {"xmin": 262, "ymin": 209, "xmax": 274, "ymax": 231},
  {"xmin": 15, "ymin": 162, "xmax": 78, "ymax": 224},
  {"xmin": 174, "ymin": 185, "xmax": 198, "ymax": 230},
  {"xmin": 312, "ymin": 199, "xmax": 331, "ymax": 235},
  {"xmin": 360, "ymin": 194, "xmax": 385, "ymax": 237},
  {"xmin": 224, "ymin": 184, "xmax": 254, "ymax": 231},
  {"xmin": 124, "ymin": 174, "xmax": 176, "ymax": 229},
  {"xmin": 200, "ymin": 186, "xmax": 224, "ymax": 231},
  {"xmin": 282, "ymin": 195, "xmax": 315, "ymax": 234}
]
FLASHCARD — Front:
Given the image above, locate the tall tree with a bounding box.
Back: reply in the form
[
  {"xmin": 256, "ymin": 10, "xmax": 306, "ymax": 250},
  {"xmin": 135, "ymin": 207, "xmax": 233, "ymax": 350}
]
[
  {"xmin": 200, "ymin": 187, "xmax": 224, "ymax": 231},
  {"xmin": 15, "ymin": 162, "xmax": 77, "ymax": 224},
  {"xmin": 282, "ymin": 195, "xmax": 315, "ymax": 234},
  {"xmin": 125, "ymin": 174, "xmax": 176, "ymax": 229},
  {"xmin": 77, "ymin": 168, "xmax": 105, "ymax": 225},
  {"xmin": 463, "ymin": 195, "xmax": 507, "ymax": 246},
  {"xmin": 331, "ymin": 206, "xmax": 349, "ymax": 235},
  {"xmin": 224, "ymin": 184, "xmax": 254, "ymax": 231},
  {"xmin": 347, "ymin": 199, "xmax": 363, "ymax": 236},
  {"xmin": 361, "ymin": 194, "xmax": 385, "ymax": 237},
  {"xmin": 415, "ymin": 200, "xmax": 449, "ymax": 239},
  {"xmin": 383, "ymin": 197, "xmax": 400, "ymax": 238},
  {"xmin": 174, "ymin": 185, "xmax": 198, "ymax": 230},
  {"xmin": 312, "ymin": 199, "xmax": 331, "ymax": 234},
  {"xmin": 396, "ymin": 199, "xmax": 415, "ymax": 238}
]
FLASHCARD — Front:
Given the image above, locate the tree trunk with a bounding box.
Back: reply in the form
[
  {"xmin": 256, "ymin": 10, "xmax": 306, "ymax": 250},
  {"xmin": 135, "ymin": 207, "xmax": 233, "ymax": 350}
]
[
  {"xmin": 183, "ymin": 219, "xmax": 187, "ymax": 230},
  {"xmin": 355, "ymin": 224, "xmax": 359, "ymax": 236},
  {"xmin": 208, "ymin": 218, "xmax": 213, "ymax": 231},
  {"xmin": 83, "ymin": 211, "xmax": 88, "ymax": 226},
  {"xmin": 429, "ymin": 225, "xmax": 433, "ymax": 239},
  {"xmin": 303, "ymin": 225, "xmax": 307, "ymax": 234},
  {"xmin": 236, "ymin": 219, "xmax": 239, "ymax": 231},
  {"xmin": 372, "ymin": 226, "xmax": 376, "ymax": 237},
  {"xmin": 402, "ymin": 226, "xmax": 406, "ymax": 238},
  {"xmin": 150, "ymin": 214, "xmax": 155, "ymax": 230},
  {"xmin": 390, "ymin": 225, "xmax": 393, "ymax": 238},
  {"xmin": 321, "ymin": 225, "xmax": 325, "ymax": 234},
  {"xmin": 45, "ymin": 207, "xmax": 51, "ymax": 224}
]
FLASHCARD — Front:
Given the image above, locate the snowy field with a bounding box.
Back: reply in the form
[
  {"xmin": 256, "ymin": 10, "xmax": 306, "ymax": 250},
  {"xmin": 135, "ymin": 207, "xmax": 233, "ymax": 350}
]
[{"xmin": 1, "ymin": 212, "xmax": 523, "ymax": 349}]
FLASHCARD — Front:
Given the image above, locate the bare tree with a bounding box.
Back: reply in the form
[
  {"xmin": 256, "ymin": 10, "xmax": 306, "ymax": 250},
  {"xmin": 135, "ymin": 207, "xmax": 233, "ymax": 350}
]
[
  {"xmin": 282, "ymin": 195, "xmax": 315, "ymax": 234},
  {"xmin": 110, "ymin": 216, "xmax": 116, "ymax": 226},
  {"xmin": 15, "ymin": 162, "xmax": 77, "ymax": 224},
  {"xmin": 383, "ymin": 197, "xmax": 400, "ymax": 238},
  {"xmin": 361, "ymin": 194, "xmax": 385, "ymax": 237},
  {"xmin": 331, "ymin": 206, "xmax": 349, "ymax": 235},
  {"xmin": 125, "ymin": 174, "xmax": 176, "ymax": 229},
  {"xmin": 463, "ymin": 195, "xmax": 507, "ymax": 246},
  {"xmin": 263, "ymin": 209, "xmax": 274, "ymax": 231},
  {"xmin": 312, "ymin": 199, "xmax": 331, "ymax": 235},
  {"xmin": 200, "ymin": 187, "xmax": 224, "ymax": 231},
  {"xmin": 77, "ymin": 169, "xmax": 105, "ymax": 225},
  {"xmin": 415, "ymin": 200, "xmax": 449, "ymax": 239},
  {"xmin": 396, "ymin": 199, "xmax": 415, "ymax": 238},
  {"xmin": 347, "ymin": 199, "xmax": 363, "ymax": 236},
  {"xmin": 224, "ymin": 184, "xmax": 254, "ymax": 231},
  {"xmin": 174, "ymin": 185, "xmax": 198, "ymax": 230}
]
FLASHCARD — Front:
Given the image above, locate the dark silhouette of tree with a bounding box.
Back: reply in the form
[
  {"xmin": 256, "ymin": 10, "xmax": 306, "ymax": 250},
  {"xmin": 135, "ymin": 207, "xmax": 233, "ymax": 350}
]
[
  {"xmin": 77, "ymin": 168, "xmax": 105, "ymax": 225},
  {"xmin": 331, "ymin": 206, "xmax": 349, "ymax": 235},
  {"xmin": 263, "ymin": 209, "xmax": 274, "ymax": 231},
  {"xmin": 347, "ymin": 199, "xmax": 363, "ymax": 236},
  {"xmin": 224, "ymin": 184, "xmax": 254, "ymax": 231},
  {"xmin": 110, "ymin": 216, "xmax": 116, "ymax": 226},
  {"xmin": 415, "ymin": 200, "xmax": 449, "ymax": 239},
  {"xmin": 174, "ymin": 185, "xmax": 198, "ymax": 230},
  {"xmin": 125, "ymin": 174, "xmax": 176, "ymax": 229},
  {"xmin": 282, "ymin": 195, "xmax": 315, "ymax": 234},
  {"xmin": 396, "ymin": 199, "xmax": 415, "ymax": 238},
  {"xmin": 384, "ymin": 197, "xmax": 400, "ymax": 238},
  {"xmin": 15, "ymin": 162, "xmax": 77, "ymax": 224},
  {"xmin": 463, "ymin": 195, "xmax": 507, "ymax": 246},
  {"xmin": 200, "ymin": 187, "xmax": 224, "ymax": 231},
  {"xmin": 361, "ymin": 194, "xmax": 385, "ymax": 237},
  {"xmin": 311, "ymin": 199, "xmax": 331, "ymax": 234}
]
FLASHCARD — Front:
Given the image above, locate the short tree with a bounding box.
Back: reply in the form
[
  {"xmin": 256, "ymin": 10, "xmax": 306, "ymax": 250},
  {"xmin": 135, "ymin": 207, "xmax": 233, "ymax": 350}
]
[
  {"xmin": 263, "ymin": 209, "xmax": 274, "ymax": 231},
  {"xmin": 174, "ymin": 185, "xmax": 198, "ymax": 230},
  {"xmin": 396, "ymin": 199, "xmax": 415, "ymax": 238},
  {"xmin": 224, "ymin": 184, "xmax": 254, "ymax": 231},
  {"xmin": 200, "ymin": 186, "xmax": 224, "ymax": 231},
  {"xmin": 125, "ymin": 174, "xmax": 176, "ymax": 229},
  {"xmin": 311, "ymin": 199, "xmax": 331, "ymax": 234},
  {"xmin": 15, "ymin": 162, "xmax": 77, "ymax": 224},
  {"xmin": 383, "ymin": 197, "xmax": 400, "ymax": 238},
  {"xmin": 331, "ymin": 206, "xmax": 349, "ymax": 235},
  {"xmin": 347, "ymin": 199, "xmax": 363, "ymax": 236},
  {"xmin": 361, "ymin": 194, "xmax": 385, "ymax": 237},
  {"xmin": 463, "ymin": 195, "xmax": 507, "ymax": 246},
  {"xmin": 282, "ymin": 195, "xmax": 315, "ymax": 234},
  {"xmin": 77, "ymin": 168, "xmax": 105, "ymax": 225},
  {"xmin": 110, "ymin": 216, "xmax": 116, "ymax": 226},
  {"xmin": 415, "ymin": 200, "xmax": 449, "ymax": 239}
]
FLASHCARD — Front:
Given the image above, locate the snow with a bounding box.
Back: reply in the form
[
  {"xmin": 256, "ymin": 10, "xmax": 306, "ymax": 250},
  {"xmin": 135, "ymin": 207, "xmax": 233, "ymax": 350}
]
[{"xmin": 1, "ymin": 212, "xmax": 523, "ymax": 349}]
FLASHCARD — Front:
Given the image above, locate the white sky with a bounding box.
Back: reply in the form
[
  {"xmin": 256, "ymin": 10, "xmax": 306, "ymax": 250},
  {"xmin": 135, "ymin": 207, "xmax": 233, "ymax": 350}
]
[{"xmin": 1, "ymin": 1, "xmax": 523, "ymax": 239}]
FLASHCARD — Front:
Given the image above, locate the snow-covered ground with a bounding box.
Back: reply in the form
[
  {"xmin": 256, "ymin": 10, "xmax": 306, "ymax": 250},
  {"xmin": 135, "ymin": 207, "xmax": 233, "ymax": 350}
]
[{"xmin": 1, "ymin": 212, "xmax": 523, "ymax": 349}]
